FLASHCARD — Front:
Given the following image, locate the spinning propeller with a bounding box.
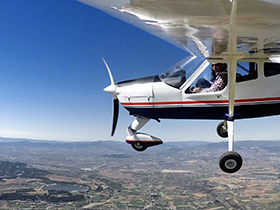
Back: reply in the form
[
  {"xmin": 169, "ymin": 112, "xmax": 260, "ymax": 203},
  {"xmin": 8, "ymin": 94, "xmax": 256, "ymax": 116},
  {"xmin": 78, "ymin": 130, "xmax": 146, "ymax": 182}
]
[{"xmin": 102, "ymin": 55, "xmax": 119, "ymax": 136}]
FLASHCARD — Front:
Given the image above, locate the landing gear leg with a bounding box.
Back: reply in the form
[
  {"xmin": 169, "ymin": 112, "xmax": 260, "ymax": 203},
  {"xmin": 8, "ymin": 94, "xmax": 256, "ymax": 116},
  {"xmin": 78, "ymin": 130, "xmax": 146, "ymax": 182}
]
[
  {"xmin": 127, "ymin": 116, "xmax": 150, "ymax": 136},
  {"xmin": 219, "ymin": 121, "xmax": 243, "ymax": 173}
]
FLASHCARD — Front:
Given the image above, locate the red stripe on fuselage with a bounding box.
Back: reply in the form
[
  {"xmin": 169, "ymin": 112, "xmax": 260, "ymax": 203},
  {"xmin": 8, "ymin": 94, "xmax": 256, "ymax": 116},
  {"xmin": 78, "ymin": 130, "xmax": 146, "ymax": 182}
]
[
  {"xmin": 121, "ymin": 97, "xmax": 280, "ymax": 106},
  {"xmin": 235, "ymin": 97, "xmax": 280, "ymax": 103}
]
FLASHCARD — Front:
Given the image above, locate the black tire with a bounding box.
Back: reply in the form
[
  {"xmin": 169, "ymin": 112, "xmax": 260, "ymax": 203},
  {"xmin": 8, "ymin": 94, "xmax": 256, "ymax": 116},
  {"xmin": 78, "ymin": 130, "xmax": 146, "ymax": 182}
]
[
  {"xmin": 217, "ymin": 121, "xmax": 228, "ymax": 138},
  {"xmin": 132, "ymin": 142, "xmax": 147, "ymax": 152},
  {"xmin": 219, "ymin": 151, "xmax": 243, "ymax": 173}
]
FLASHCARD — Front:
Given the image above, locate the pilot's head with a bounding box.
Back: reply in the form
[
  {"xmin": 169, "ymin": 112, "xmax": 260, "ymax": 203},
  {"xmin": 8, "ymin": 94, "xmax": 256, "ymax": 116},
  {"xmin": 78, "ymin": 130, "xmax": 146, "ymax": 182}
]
[{"xmin": 212, "ymin": 63, "xmax": 227, "ymax": 72}]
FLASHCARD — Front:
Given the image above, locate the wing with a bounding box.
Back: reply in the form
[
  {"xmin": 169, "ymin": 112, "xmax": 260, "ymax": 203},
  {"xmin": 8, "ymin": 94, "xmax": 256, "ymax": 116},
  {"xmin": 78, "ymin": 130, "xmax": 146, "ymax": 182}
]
[{"xmin": 77, "ymin": 0, "xmax": 280, "ymax": 58}]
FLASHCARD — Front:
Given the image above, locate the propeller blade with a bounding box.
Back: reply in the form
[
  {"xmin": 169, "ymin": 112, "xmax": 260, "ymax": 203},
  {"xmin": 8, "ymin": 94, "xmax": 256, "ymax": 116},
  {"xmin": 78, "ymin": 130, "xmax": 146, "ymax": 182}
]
[
  {"xmin": 111, "ymin": 98, "xmax": 119, "ymax": 136},
  {"xmin": 100, "ymin": 54, "xmax": 115, "ymax": 86},
  {"xmin": 100, "ymin": 54, "xmax": 119, "ymax": 136}
]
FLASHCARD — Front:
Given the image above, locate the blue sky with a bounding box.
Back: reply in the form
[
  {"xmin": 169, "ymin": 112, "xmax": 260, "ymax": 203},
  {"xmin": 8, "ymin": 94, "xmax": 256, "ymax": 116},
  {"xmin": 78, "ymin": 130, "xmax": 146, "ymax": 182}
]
[{"xmin": 0, "ymin": 0, "xmax": 279, "ymax": 142}]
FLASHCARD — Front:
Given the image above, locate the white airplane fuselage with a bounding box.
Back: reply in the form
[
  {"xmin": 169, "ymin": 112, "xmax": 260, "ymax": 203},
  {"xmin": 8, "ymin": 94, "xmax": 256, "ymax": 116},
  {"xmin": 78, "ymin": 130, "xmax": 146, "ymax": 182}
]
[{"xmin": 116, "ymin": 58, "xmax": 280, "ymax": 121}]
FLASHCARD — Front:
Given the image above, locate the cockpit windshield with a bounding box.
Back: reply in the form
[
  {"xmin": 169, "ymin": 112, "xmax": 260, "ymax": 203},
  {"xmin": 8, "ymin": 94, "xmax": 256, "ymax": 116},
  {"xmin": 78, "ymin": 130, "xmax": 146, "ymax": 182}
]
[{"xmin": 159, "ymin": 55, "xmax": 206, "ymax": 88}]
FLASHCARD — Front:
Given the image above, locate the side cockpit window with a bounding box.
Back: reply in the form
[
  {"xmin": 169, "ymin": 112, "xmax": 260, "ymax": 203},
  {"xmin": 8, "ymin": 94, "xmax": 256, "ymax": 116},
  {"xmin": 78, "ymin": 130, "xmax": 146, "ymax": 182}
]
[
  {"xmin": 185, "ymin": 61, "xmax": 258, "ymax": 94},
  {"xmin": 185, "ymin": 63, "xmax": 228, "ymax": 94},
  {"xmin": 264, "ymin": 62, "xmax": 280, "ymax": 77},
  {"xmin": 236, "ymin": 62, "xmax": 258, "ymax": 83}
]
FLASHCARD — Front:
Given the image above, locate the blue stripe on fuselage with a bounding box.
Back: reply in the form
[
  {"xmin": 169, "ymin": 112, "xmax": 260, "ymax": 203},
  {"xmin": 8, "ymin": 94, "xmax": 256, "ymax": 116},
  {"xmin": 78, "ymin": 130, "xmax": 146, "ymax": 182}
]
[{"xmin": 125, "ymin": 103, "xmax": 280, "ymax": 120}]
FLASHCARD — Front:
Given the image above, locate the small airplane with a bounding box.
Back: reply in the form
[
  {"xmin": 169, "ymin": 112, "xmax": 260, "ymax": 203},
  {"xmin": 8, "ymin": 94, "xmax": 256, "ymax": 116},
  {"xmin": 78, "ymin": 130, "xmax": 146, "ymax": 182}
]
[{"xmin": 78, "ymin": 0, "xmax": 280, "ymax": 173}]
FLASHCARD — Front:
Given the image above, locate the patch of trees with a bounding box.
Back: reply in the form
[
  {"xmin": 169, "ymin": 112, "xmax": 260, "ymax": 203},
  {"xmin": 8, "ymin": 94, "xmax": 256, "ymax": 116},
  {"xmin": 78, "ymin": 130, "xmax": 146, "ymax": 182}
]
[
  {"xmin": 0, "ymin": 189, "xmax": 85, "ymax": 203},
  {"xmin": 0, "ymin": 161, "xmax": 49, "ymax": 179}
]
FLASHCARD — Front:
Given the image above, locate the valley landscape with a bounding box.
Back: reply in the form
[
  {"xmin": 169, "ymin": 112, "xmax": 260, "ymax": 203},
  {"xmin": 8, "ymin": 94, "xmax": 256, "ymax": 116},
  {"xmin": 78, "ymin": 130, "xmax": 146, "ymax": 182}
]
[{"xmin": 0, "ymin": 138, "xmax": 279, "ymax": 209}]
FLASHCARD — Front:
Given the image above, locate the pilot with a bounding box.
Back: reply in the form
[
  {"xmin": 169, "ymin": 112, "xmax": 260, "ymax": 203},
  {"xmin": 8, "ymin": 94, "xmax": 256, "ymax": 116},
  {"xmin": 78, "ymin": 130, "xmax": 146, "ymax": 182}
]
[
  {"xmin": 193, "ymin": 63, "xmax": 227, "ymax": 93},
  {"xmin": 194, "ymin": 67, "xmax": 216, "ymax": 88}
]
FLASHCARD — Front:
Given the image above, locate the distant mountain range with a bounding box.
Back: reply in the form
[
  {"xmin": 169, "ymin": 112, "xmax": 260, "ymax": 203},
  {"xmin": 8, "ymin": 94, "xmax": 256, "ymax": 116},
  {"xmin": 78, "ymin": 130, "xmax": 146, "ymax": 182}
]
[{"xmin": 0, "ymin": 137, "xmax": 279, "ymax": 155}]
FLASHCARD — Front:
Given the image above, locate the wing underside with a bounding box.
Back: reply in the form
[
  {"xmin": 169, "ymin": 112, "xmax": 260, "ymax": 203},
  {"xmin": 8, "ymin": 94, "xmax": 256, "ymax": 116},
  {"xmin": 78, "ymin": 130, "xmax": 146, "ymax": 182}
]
[{"xmin": 78, "ymin": 0, "xmax": 280, "ymax": 58}]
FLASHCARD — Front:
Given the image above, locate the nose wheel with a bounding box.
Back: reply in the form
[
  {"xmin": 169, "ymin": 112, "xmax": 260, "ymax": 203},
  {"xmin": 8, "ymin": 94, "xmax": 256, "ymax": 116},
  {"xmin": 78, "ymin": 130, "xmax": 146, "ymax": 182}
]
[
  {"xmin": 131, "ymin": 142, "xmax": 147, "ymax": 152},
  {"xmin": 219, "ymin": 151, "xmax": 242, "ymax": 173}
]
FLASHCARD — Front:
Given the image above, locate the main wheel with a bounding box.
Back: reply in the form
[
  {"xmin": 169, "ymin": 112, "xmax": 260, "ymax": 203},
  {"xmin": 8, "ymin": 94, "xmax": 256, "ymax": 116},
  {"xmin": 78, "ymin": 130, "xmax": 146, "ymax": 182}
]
[
  {"xmin": 219, "ymin": 151, "xmax": 243, "ymax": 173},
  {"xmin": 217, "ymin": 121, "xmax": 228, "ymax": 138},
  {"xmin": 132, "ymin": 142, "xmax": 147, "ymax": 152}
]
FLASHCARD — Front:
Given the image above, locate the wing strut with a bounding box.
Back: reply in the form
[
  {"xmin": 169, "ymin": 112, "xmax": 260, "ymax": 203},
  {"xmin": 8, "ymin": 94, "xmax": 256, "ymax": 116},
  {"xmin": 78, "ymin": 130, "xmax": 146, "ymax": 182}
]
[{"xmin": 227, "ymin": 0, "xmax": 238, "ymax": 152}]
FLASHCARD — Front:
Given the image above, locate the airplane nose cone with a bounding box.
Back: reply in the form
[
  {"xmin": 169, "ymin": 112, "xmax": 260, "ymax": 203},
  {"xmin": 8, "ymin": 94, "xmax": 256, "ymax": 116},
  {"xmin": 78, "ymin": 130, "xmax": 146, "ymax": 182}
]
[{"xmin": 104, "ymin": 84, "xmax": 116, "ymax": 96}]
